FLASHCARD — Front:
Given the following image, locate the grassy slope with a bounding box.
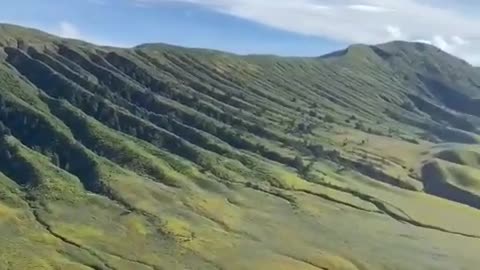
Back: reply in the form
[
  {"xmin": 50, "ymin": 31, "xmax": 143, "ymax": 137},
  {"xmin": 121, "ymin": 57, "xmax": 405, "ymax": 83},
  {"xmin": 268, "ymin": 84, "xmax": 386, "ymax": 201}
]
[{"xmin": 0, "ymin": 24, "xmax": 480, "ymax": 269}]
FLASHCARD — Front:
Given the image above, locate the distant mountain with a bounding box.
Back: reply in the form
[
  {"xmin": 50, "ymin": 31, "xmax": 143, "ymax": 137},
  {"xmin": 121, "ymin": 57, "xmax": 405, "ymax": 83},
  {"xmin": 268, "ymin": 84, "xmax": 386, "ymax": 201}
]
[{"xmin": 1, "ymin": 24, "xmax": 480, "ymax": 270}]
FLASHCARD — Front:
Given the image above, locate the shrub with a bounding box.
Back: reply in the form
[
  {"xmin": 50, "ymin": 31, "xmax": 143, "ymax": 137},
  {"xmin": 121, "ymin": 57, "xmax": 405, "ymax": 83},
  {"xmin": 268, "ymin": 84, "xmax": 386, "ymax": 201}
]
[
  {"xmin": 309, "ymin": 144, "xmax": 325, "ymax": 159},
  {"xmin": 291, "ymin": 155, "xmax": 305, "ymax": 171},
  {"xmin": 355, "ymin": 122, "xmax": 365, "ymax": 130},
  {"xmin": 324, "ymin": 114, "xmax": 335, "ymax": 123}
]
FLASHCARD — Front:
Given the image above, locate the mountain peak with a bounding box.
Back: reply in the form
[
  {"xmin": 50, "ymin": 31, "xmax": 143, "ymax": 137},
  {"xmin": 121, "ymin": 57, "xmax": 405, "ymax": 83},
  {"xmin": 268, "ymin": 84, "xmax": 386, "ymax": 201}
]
[{"xmin": 321, "ymin": 40, "xmax": 445, "ymax": 60}]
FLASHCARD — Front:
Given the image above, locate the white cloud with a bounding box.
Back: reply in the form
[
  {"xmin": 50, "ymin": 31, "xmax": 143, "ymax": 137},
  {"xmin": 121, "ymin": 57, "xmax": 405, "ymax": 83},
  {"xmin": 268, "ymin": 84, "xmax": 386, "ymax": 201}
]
[
  {"xmin": 386, "ymin": 25, "xmax": 403, "ymax": 39},
  {"xmin": 49, "ymin": 21, "xmax": 131, "ymax": 47},
  {"xmin": 432, "ymin": 35, "xmax": 451, "ymax": 51},
  {"xmin": 347, "ymin": 4, "xmax": 391, "ymax": 12},
  {"xmin": 452, "ymin": 35, "xmax": 468, "ymax": 46},
  {"xmin": 136, "ymin": 0, "xmax": 480, "ymax": 64},
  {"xmin": 58, "ymin": 21, "xmax": 82, "ymax": 39},
  {"xmin": 415, "ymin": 39, "xmax": 433, "ymax": 45}
]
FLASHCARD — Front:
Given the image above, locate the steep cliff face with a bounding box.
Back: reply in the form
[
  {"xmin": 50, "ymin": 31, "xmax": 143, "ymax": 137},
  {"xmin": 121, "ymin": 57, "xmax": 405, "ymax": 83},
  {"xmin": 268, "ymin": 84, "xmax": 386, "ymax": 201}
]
[{"xmin": 1, "ymin": 24, "xmax": 480, "ymax": 270}]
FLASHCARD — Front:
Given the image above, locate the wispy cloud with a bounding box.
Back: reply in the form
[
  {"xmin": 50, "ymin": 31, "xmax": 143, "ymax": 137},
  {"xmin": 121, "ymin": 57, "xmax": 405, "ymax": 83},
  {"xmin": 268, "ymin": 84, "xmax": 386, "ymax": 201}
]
[
  {"xmin": 57, "ymin": 21, "xmax": 82, "ymax": 39},
  {"xmin": 386, "ymin": 25, "xmax": 403, "ymax": 40},
  {"xmin": 135, "ymin": 0, "xmax": 480, "ymax": 64},
  {"xmin": 347, "ymin": 4, "xmax": 391, "ymax": 12},
  {"xmin": 51, "ymin": 21, "xmax": 130, "ymax": 47}
]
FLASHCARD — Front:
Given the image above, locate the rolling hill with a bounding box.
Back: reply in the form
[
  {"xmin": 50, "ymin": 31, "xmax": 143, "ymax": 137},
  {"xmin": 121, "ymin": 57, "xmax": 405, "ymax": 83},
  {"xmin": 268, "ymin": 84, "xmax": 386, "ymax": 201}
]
[{"xmin": 1, "ymin": 23, "xmax": 480, "ymax": 269}]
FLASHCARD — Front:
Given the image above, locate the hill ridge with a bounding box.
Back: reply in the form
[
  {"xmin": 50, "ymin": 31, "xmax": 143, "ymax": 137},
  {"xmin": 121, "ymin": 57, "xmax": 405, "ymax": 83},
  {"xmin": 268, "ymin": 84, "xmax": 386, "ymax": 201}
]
[{"xmin": 0, "ymin": 23, "xmax": 462, "ymax": 60}]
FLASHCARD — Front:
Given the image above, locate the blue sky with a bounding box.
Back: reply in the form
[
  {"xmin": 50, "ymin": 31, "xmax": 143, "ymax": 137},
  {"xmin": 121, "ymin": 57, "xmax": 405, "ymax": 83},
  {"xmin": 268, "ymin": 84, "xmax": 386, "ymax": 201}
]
[
  {"xmin": 1, "ymin": 0, "xmax": 480, "ymax": 63},
  {"xmin": 0, "ymin": 0, "xmax": 342, "ymax": 56}
]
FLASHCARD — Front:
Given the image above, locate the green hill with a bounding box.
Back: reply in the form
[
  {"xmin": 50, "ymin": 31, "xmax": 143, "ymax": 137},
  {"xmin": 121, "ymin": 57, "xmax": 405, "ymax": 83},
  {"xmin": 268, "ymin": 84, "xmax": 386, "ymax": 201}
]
[{"xmin": 1, "ymin": 24, "xmax": 480, "ymax": 269}]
